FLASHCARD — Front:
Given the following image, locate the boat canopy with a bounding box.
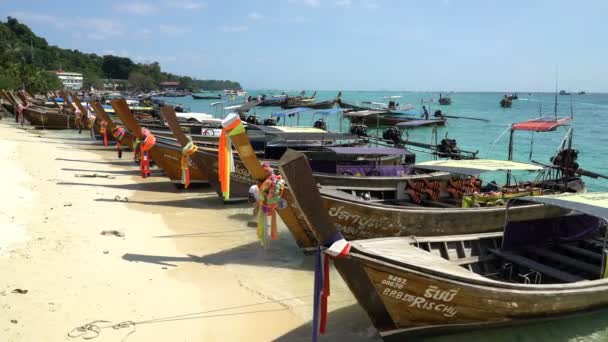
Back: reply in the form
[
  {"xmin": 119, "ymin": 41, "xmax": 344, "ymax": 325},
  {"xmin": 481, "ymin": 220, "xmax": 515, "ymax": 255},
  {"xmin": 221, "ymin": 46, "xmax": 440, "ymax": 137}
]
[
  {"xmin": 223, "ymin": 105, "xmax": 242, "ymax": 110},
  {"xmin": 521, "ymin": 192, "xmax": 608, "ymax": 220},
  {"xmin": 416, "ymin": 159, "xmax": 543, "ymax": 175},
  {"xmin": 314, "ymin": 108, "xmax": 345, "ymax": 116},
  {"xmin": 396, "ymin": 119, "xmax": 445, "ymax": 127},
  {"xmin": 511, "ymin": 117, "xmax": 572, "ymax": 132},
  {"xmin": 271, "ymin": 107, "xmax": 311, "ymax": 117},
  {"xmin": 325, "ymin": 146, "xmax": 411, "ymax": 156},
  {"xmin": 256, "ymin": 126, "xmax": 326, "ymax": 134}
]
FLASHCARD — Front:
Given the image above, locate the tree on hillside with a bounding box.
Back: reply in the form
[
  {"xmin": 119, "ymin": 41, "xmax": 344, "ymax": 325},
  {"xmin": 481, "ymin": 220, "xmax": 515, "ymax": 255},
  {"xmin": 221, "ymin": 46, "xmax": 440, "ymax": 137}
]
[
  {"xmin": 102, "ymin": 55, "xmax": 135, "ymax": 80},
  {"xmin": 128, "ymin": 71, "xmax": 156, "ymax": 90}
]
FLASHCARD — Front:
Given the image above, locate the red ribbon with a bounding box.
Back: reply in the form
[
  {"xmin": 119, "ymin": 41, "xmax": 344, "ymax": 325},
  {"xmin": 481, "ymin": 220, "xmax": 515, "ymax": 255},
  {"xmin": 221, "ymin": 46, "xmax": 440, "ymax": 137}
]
[
  {"xmin": 140, "ymin": 128, "xmax": 156, "ymax": 178},
  {"xmin": 100, "ymin": 121, "xmax": 108, "ymax": 147}
]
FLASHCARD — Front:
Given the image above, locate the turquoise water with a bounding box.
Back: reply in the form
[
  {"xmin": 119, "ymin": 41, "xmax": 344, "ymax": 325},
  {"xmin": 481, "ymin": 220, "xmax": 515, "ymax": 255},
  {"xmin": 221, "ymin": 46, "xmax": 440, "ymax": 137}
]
[{"xmin": 161, "ymin": 90, "xmax": 608, "ymax": 191}]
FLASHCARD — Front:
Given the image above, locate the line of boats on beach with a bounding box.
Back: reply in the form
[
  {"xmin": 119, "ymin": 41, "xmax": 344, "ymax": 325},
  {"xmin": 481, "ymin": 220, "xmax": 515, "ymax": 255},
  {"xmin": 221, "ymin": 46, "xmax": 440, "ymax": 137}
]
[{"xmin": 3, "ymin": 88, "xmax": 608, "ymax": 340}]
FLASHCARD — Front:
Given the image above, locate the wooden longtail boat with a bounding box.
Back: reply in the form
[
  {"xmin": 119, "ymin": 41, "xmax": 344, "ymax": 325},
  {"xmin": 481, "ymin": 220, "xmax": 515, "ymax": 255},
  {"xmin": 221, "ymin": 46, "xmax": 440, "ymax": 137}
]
[
  {"xmin": 21, "ymin": 106, "xmax": 78, "ymax": 129},
  {"xmin": 345, "ymin": 110, "xmax": 447, "ymax": 127},
  {"xmin": 192, "ymin": 94, "xmax": 222, "ymax": 100},
  {"xmin": 111, "ymin": 99, "xmax": 209, "ymax": 186},
  {"xmin": 279, "ymin": 152, "xmax": 608, "ymax": 339},
  {"xmin": 89, "ymin": 100, "xmax": 130, "ymax": 146}
]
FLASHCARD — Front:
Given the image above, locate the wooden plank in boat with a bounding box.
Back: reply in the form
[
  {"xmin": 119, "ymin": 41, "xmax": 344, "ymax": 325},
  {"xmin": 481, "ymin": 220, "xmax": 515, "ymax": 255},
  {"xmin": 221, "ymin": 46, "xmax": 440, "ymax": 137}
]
[
  {"xmin": 558, "ymin": 244, "xmax": 603, "ymax": 262},
  {"xmin": 526, "ymin": 247, "xmax": 600, "ymax": 275},
  {"xmin": 353, "ymin": 239, "xmax": 488, "ymax": 280},
  {"xmin": 488, "ymin": 249, "xmax": 585, "ymax": 282}
]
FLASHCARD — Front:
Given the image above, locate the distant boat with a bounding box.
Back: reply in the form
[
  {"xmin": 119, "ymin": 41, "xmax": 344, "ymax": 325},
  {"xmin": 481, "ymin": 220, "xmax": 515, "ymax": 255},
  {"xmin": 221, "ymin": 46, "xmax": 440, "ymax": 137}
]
[
  {"xmin": 510, "ymin": 93, "xmax": 519, "ymax": 100},
  {"xmin": 578, "ymin": 91, "xmax": 586, "ymax": 95},
  {"xmin": 192, "ymin": 94, "xmax": 221, "ymax": 100},
  {"xmin": 559, "ymin": 90, "xmax": 571, "ymax": 96},
  {"xmin": 438, "ymin": 93, "xmax": 452, "ymax": 105}
]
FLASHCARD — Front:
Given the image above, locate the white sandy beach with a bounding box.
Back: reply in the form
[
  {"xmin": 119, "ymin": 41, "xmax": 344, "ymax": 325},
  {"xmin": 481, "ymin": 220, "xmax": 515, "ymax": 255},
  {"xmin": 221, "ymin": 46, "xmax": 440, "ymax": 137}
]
[{"xmin": 0, "ymin": 119, "xmax": 379, "ymax": 342}]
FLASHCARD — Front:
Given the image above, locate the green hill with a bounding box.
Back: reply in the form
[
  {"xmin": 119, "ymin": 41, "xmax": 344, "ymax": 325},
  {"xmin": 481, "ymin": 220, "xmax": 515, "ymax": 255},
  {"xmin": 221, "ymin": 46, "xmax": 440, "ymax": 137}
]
[{"xmin": 0, "ymin": 17, "xmax": 242, "ymax": 93}]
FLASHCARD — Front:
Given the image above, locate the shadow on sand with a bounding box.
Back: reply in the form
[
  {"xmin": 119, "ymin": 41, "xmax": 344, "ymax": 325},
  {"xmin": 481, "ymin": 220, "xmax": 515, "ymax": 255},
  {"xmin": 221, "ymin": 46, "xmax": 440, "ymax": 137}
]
[
  {"xmin": 57, "ymin": 181, "xmax": 180, "ymax": 193},
  {"xmin": 123, "ymin": 237, "xmax": 308, "ymax": 270},
  {"xmin": 275, "ymin": 304, "xmax": 380, "ymax": 342},
  {"xmin": 94, "ymin": 193, "xmax": 226, "ymax": 209},
  {"xmin": 55, "ymin": 158, "xmax": 137, "ymax": 166},
  {"xmin": 62, "ymin": 167, "xmax": 164, "ymax": 177}
]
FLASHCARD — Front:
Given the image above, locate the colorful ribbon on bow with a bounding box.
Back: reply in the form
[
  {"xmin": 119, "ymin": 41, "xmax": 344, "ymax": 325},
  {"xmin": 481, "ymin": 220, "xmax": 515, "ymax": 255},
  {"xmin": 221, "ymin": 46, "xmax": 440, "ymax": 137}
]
[
  {"xmin": 312, "ymin": 233, "xmax": 351, "ymax": 341},
  {"xmin": 100, "ymin": 121, "xmax": 108, "ymax": 146},
  {"xmin": 111, "ymin": 126, "xmax": 126, "ymax": 159},
  {"xmin": 219, "ymin": 114, "xmax": 245, "ymax": 200},
  {"xmin": 74, "ymin": 107, "xmax": 83, "ymax": 134},
  {"xmin": 139, "ymin": 128, "xmax": 156, "ymax": 178},
  {"xmin": 249, "ymin": 163, "xmax": 286, "ymax": 247},
  {"xmin": 181, "ymin": 139, "xmax": 199, "ymax": 189}
]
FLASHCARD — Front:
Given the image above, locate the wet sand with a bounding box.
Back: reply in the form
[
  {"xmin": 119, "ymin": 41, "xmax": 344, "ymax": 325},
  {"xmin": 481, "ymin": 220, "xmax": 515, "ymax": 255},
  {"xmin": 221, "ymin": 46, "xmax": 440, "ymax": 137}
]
[{"xmin": 0, "ymin": 119, "xmax": 379, "ymax": 342}]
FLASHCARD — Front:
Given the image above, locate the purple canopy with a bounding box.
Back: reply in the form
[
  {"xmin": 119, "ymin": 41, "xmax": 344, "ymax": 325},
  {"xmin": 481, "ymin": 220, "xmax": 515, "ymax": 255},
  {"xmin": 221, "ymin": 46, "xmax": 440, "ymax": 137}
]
[{"xmin": 502, "ymin": 214, "xmax": 601, "ymax": 250}]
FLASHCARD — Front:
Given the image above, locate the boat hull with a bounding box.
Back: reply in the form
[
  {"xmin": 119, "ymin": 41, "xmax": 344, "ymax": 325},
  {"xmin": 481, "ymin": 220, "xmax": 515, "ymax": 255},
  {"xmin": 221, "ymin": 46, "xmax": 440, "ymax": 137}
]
[
  {"xmin": 23, "ymin": 107, "xmax": 78, "ymax": 129},
  {"xmin": 339, "ymin": 250, "xmax": 608, "ymax": 339},
  {"xmin": 320, "ymin": 192, "xmax": 565, "ymax": 240},
  {"xmin": 149, "ymin": 137, "xmax": 209, "ymax": 184}
]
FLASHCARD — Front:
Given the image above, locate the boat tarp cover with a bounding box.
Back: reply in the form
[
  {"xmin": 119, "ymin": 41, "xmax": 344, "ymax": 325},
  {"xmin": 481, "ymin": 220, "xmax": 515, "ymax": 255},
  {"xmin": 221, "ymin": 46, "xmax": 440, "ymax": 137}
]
[
  {"xmin": 314, "ymin": 108, "xmax": 345, "ymax": 115},
  {"xmin": 415, "ymin": 159, "xmax": 543, "ymax": 175},
  {"xmin": 271, "ymin": 107, "xmax": 312, "ymax": 117},
  {"xmin": 325, "ymin": 146, "xmax": 412, "ymax": 156},
  {"xmin": 521, "ymin": 192, "xmax": 608, "ymax": 220},
  {"xmin": 396, "ymin": 119, "xmax": 445, "ymax": 127},
  {"xmin": 254, "ymin": 125, "xmax": 359, "ymax": 141},
  {"xmin": 502, "ymin": 214, "xmax": 601, "ymax": 251},
  {"xmin": 256, "ymin": 125, "xmax": 327, "ymax": 134},
  {"xmin": 511, "ymin": 117, "xmax": 573, "ymax": 132}
]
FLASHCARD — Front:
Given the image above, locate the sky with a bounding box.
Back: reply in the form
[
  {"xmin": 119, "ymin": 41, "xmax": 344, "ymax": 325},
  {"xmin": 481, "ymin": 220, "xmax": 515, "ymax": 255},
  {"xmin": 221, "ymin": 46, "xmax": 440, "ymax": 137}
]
[{"xmin": 2, "ymin": 0, "xmax": 607, "ymax": 92}]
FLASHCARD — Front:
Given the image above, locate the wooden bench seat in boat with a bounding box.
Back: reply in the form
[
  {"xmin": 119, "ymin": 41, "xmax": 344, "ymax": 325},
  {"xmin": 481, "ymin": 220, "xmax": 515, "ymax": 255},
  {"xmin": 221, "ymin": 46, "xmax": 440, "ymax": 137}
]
[
  {"xmin": 557, "ymin": 244, "xmax": 603, "ymax": 262},
  {"xmin": 525, "ymin": 247, "xmax": 600, "ymax": 275},
  {"xmin": 488, "ymin": 249, "xmax": 585, "ymax": 283},
  {"xmin": 353, "ymin": 238, "xmax": 489, "ymax": 281}
]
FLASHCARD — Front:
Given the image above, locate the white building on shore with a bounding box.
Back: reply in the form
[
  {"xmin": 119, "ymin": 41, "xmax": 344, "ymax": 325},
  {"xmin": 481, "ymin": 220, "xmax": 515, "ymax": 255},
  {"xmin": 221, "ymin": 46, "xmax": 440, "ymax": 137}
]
[{"xmin": 55, "ymin": 71, "xmax": 83, "ymax": 90}]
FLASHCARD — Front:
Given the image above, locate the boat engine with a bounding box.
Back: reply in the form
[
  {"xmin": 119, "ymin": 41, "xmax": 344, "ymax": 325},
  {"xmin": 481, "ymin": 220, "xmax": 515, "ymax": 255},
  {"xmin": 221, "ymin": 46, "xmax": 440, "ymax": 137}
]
[
  {"xmin": 262, "ymin": 118, "xmax": 277, "ymax": 126},
  {"xmin": 551, "ymin": 148, "xmax": 579, "ymax": 177},
  {"xmin": 174, "ymin": 105, "xmax": 185, "ymax": 113},
  {"xmin": 245, "ymin": 115, "xmax": 260, "ymax": 125},
  {"xmin": 313, "ymin": 119, "xmax": 327, "ymax": 131},
  {"xmin": 349, "ymin": 124, "xmax": 368, "ymax": 137},
  {"xmin": 437, "ymin": 138, "xmax": 460, "ymax": 158},
  {"xmin": 434, "ymin": 110, "xmax": 443, "ymax": 117},
  {"xmin": 382, "ymin": 127, "xmax": 401, "ymax": 143}
]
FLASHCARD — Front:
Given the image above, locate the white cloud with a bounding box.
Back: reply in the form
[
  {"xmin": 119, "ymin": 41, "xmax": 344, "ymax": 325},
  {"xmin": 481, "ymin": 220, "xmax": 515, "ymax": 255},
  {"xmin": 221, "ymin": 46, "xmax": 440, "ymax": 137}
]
[
  {"xmin": 113, "ymin": 2, "xmax": 157, "ymax": 15},
  {"xmin": 135, "ymin": 28, "xmax": 153, "ymax": 38},
  {"xmin": 335, "ymin": 0, "xmax": 351, "ymax": 6},
  {"xmin": 219, "ymin": 25, "xmax": 249, "ymax": 33},
  {"xmin": 288, "ymin": 0, "xmax": 321, "ymax": 7},
  {"xmin": 83, "ymin": 18, "xmax": 124, "ymax": 37},
  {"xmin": 159, "ymin": 25, "xmax": 192, "ymax": 36},
  {"xmin": 361, "ymin": 0, "xmax": 379, "ymax": 9},
  {"xmin": 163, "ymin": 0, "xmax": 207, "ymax": 10},
  {"xmin": 8, "ymin": 11, "xmax": 67, "ymax": 28},
  {"xmin": 290, "ymin": 16, "xmax": 309, "ymax": 23},
  {"xmin": 248, "ymin": 11, "xmax": 263, "ymax": 20}
]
